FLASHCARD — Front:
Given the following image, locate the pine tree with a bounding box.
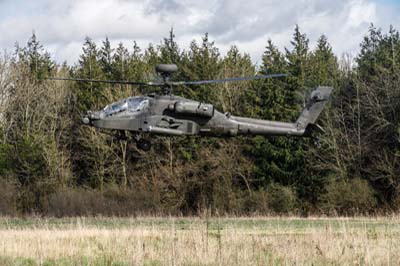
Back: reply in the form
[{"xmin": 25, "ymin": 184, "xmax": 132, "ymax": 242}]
[
  {"xmin": 257, "ymin": 40, "xmax": 289, "ymax": 120},
  {"xmin": 246, "ymin": 39, "xmax": 304, "ymax": 189},
  {"xmin": 301, "ymin": 35, "xmax": 339, "ymax": 207},
  {"xmin": 354, "ymin": 26, "xmax": 400, "ymax": 205},
  {"xmin": 220, "ymin": 45, "xmax": 254, "ymax": 113},
  {"xmin": 75, "ymin": 37, "xmax": 104, "ymax": 110},
  {"xmin": 159, "ymin": 28, "xmax": 181, "ymax": 64},
  {"xmin": 129, "ymin": 41, "xmax": 147, "ymax": 81},
  {"xmin": 358, "ymin": 24, "xmax": 400, "ymax": 80},
  {"xmin": 308, "ymin": 35, "xmax": 339, "ymax": 87},
  {"xmin": 16, "ymin": 32, "xmax": 54, "ymax": 80},
  {"xmin": 183, "ymin": 33, "xmax": 221, "ymax": 102},
  {"xmin": 112, "ymin": 42, "xmax": 130, "ymax": 81},
  {"xmin": 286, "ymin": 25, "xmax": 309, "ymax": 88},
  {"xmin": 100, "ymin": 37, "xmax": 114, "ymax": 79}
]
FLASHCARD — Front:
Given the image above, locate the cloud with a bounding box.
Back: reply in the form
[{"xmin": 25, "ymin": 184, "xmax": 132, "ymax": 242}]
[
  {"xmin": 0, "ymin": 0, "xmax": 398, "ymax": 64},
  {"xmin": 145, "ymin": 0, "xmax": 186, "ymax": 16}
]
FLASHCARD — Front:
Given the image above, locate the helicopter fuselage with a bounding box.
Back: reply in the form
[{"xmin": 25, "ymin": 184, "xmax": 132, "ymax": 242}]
[
  {"xmin": 84, "ymin": 86, "xmax": 332, "ymax": 140},
  {"xmin": 50, "ymin": 63, "xmax": 332, "ymax": 151}
]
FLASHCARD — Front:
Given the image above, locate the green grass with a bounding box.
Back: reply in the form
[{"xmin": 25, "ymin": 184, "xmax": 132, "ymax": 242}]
[
  {"xmin": 0, "ymin": 216, "xmax": 399, "ymax": 266},
  {"xmin": 0, "ymin": 257, "xmax": 129, "ymax": 266},
  {"xmin": 0, "ymin": 216, "xmax": 398, "ymax": 230}
]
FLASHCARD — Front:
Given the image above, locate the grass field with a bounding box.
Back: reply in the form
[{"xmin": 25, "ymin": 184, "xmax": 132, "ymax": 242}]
[{"xmin": 0, "ymin": 216, "xmax": 399, "ymax": 265}]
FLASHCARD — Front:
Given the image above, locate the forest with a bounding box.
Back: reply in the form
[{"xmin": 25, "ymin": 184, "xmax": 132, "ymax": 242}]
[{"xmin": 0, "ymin": 24, "xmax": 399, "ymax": 216}]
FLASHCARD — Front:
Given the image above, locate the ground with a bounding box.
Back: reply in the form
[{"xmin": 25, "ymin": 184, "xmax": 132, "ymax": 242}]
[{"xmin": 0, "ymin": 216, "xmax": 399, "ymax": 265}]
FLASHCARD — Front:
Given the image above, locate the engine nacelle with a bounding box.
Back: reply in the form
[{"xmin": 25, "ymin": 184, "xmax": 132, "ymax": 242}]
[{"xmin": 169, "ymin": 101, "xmax": 214, "ymax": 118}]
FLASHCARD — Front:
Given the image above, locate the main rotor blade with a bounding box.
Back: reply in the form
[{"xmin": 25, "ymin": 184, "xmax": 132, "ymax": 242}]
[
  {"xmin": 47, "ymin": 77, "xmax": 162, "ymax": 86},
  {"xmin": 168, "ymin": 73, "xmax": 289, "ymax": 86},
  {"xmin": 47, "ymin": 73, "xmax": 288, "ymax": 87}
]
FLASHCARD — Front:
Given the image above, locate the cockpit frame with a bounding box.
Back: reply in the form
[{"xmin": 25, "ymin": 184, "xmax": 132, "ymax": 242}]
[{"xmin": 103, "ymin": 96, "xmax": 150, "ymax": 117}]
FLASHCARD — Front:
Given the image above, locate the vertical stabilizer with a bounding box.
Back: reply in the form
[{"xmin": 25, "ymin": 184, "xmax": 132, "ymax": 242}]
[{"xmin": 296, "ymin": 86, "xmax": 333, "ymax": 130}]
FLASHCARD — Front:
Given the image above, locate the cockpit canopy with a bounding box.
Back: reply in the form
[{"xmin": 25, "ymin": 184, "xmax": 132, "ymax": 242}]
[{"xmin": 103, "ymin": 96, "xmax": 149, "ymax": 116}]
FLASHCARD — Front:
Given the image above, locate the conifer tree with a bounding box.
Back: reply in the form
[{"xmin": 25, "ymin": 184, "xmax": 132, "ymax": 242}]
[
  {"xmin": 129, "ymin": 41, "xmax": 147, "ymax": 81},
  {"xmin": 354, "ymin": 26, "xmax": 400, "ymax": 205},
  {"xmin": 15, "ymin": 32, "xmax": 54, "ymax": 80},
  {"xmin": 286, "ymin": 25, "xmax": 309, "ymax": 89},
  {"xmin": 159, "ymin": 28, "xmax": 181, "ymax": 64},
  {"xmin": 75, "ymin": 37, "xmax": 104, "ymax": 110},
  {"xmin": 184, "ymin": 33, "xmax": 221, "ymax": 103},
  {"xmin": 301, "ymin": 35, "xmax": 340, "ymax": 206},
  {"xmin": 358, "ymin": 24, "xmax": 400, "ymax": 80},
  {"xmin": 100, "ymin": 37, "xmax": 114, "ymax": 79},
  {"xmin": 308, "ymin": 35, "xmax": 339, "ymax": 87},
  {"xmin": 220, "ymin": 45, "xmax": 254, "ymax": 113},
  {"xmin": 246, "ymin": 39, "xmax": 304, "ymax": 189},
  {"xmin": 257, "ymin": 40, "xmax": 289, "ymax": 120},
  {"xmin": 3, "ymin": 34, "xmax": 74, "ymax": 212},
  {"xmin": 112, "ymin": 42, "xmax": 130, "ymax": 81}
]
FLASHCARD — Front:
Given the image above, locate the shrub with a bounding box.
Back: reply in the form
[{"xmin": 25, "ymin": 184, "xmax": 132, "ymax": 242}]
[
  {"xmin": 237, "ymin": 184, "xmax": 298, "ymax": 215},
  {"xmin": 320, "ymin": 177, "xmax": 377, "ymax": 215},
  {"xmin": 241, "ymin": 189, "xmax": 271, "ymax": 215},
  {"xmin": 0, "ymin": 179, "xmax": 18, "ymax": 215},
  {"xmin": 266, "ymin": 183, "xmax": 298, "ymax": 214},
  {"xmin": 46, "ymin": 186, "xmax": 162, "ymax": 217}
]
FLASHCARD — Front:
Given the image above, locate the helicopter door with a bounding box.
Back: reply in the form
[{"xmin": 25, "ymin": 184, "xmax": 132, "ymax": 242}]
[{"xmin": 139, "ymin": 100, "xmax": 150, "ymax": 131}]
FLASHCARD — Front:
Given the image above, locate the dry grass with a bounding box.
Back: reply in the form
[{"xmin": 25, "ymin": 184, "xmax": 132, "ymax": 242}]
[{"xmin": 0, "ymin": 216, "xmax": 399, "ymax": 265}]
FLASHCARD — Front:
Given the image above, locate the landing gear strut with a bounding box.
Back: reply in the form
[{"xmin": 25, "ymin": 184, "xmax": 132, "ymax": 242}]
[
  {"xmin": 116, "ymin": 130, "xmax": 128, "ymax": 141},
  {"xmin": 118, "ymin": 132, "xmax": 151, "ymax": 151}
]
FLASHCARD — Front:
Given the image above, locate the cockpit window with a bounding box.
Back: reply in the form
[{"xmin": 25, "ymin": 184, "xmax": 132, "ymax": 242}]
[
  {"xmin": 103, "ymin": 97, "xmax": 149, "ymax": 116},
  {"xmin": 128, "ymin": 97, "xmax": 149, "ymax": 112}
]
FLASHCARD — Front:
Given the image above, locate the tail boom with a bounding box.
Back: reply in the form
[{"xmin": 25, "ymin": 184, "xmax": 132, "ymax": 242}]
[
  {"xmin": 230, "ymin": 116, "xmax": 304, "ymax": 136},
  {"xmin": 228, "ymin": 86, "xmax": 332, "ymax": 137}
]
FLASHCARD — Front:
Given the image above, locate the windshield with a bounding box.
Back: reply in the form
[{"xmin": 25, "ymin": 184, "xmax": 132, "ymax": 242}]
[{"xmin": 103, "ymin": 97, "xmax": 149, "ymax": 115}]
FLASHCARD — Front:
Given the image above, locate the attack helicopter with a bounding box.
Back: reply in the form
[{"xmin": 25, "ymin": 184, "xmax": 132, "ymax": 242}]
[{"xmin": 49, "ymin": 64, "xmax": 332, "ymax": 151}]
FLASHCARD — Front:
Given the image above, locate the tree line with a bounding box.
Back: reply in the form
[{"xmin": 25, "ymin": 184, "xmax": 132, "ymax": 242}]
[{"xmin": 0, "ymin": 25, "xmax": 399, "ymax": 216}]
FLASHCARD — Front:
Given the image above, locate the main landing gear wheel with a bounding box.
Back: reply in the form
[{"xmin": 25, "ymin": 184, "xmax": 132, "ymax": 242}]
[{"xmin": 137, "ymin": 139, "xmax": 151, "ymax": 151}]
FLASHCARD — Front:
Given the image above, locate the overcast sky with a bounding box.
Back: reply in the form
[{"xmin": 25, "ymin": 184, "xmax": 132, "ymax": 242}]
[{"xmin": 0, "ymin": 0, "xmax": 399, "ymax": 65}]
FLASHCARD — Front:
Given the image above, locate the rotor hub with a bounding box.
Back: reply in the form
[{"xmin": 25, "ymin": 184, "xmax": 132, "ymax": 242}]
[
  {"xmin": 155, "ymin": 64, "xmax": 178, "ymax": 75},
  {"xmin": 155, "ymin": 64, "xmax": 178, "ymax": 95}
]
